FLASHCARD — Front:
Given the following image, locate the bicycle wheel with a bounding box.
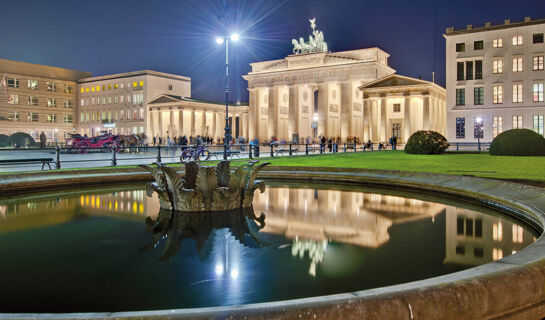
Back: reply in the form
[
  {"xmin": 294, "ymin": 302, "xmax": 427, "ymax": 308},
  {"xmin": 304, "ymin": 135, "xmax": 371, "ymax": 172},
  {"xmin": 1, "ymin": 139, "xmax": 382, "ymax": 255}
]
[
  {"xmin": 197, "ymin": 150, "xmax": 210, "ymax": 161},
  {"xmin": 180, "ymin": 149, "xmax": 192, "ymax": 162}
]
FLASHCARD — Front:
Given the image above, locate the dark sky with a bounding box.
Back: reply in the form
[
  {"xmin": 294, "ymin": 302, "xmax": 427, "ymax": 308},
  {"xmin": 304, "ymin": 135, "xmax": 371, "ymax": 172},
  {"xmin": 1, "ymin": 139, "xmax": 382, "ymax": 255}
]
[{"xmin": 1, "ymin": 0, "xmax": 544, "ymax": 103}]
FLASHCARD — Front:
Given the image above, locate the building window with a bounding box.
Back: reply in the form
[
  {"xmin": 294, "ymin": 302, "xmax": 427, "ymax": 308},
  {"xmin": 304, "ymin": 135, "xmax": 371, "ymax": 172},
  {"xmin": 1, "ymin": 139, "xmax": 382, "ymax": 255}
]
[
  {"xmin": 493, "ymin": 85, "xmax": 503, "ymax": 104},
  {"xmin": 534, "ymin": 83, "xmax": 544, "ymax": 102},
  {"xmin": 120, "ymin": 110, "xmax": 124, "ymax": 121},
  {"xmin": 108, "ymin": 84, "xmax": 112, "ymax": 90},
  {"xmin": 493, "ymin": 248, "xmax": 503, "ymax": 261},
  {"xmin": 513, "ymin": 115, "xmax": 523, "ymax": 129},
  {"xmin": 85, "ymin": 87, "xmax": 89, "ymax": 93},
  {"xmin": 46, "ymin": 82, "xmax": 56, "ymax": 91},
  {"xmin": 132, "ymin": 81, "xmax": 137, "ymax": 88},
  {"xmin": 513, "ymin": 84, "xmax": 523, "ymax": 103},
  {"xmin": 102, "ymin": 97, "xmax": 106, "ymax": 104},
  {"xmin": 64, "ymin": 100, "xmax": 73, "ymax": 108},
  {"xmin": 139, "ymin": 108, "xmax": 144, "ymax": 120},
  {"xmin": 28, "ymin": 96, "xmax": 39, "ymax": 106},
  {"xmin": 120, "ymin": 95, "xmax": 124, "ymax": 103},
  {"xmin": 493, "ymin": 58, "xmax": 503, "ymax": 74},
  {"xmin": 457, "ymin": 62, "xmax": 464, "ymax": 81},
  {"xmin": 513, "ymin": 57, "xmax": 523, "ymax": 72},
  {"xmin": 127, "ymin": 95, "xmax": 131, "ymax": 103},
  {"xmin": 475, "ymin": 60, "xmax": 483, "ymax": 79},
  {"xmin": 493, "ymin": 222, "xmax": 503, "ymax": 241},
  {"xmin": 456, "ymin": 117, "xmax": 465, "ymax": 139},
  {"xmin": 474, "ymin": 40, "xmax": 484, "ymax": 50},
  {"xmin": 534, "ymin": 115, "xmax": 544, "ymax": 135},
  {"xmin": 85, "ymin": 112, "xmax": 90, "ymax": 122},
  {"xmin": 28, "ymin": 80, "xmax": 38, "ymax": 90},
  {"xmin": 80, "ymin": 98, "xmax": 84, "ymax": 107},
  {"xmin": 7, "ymin": 94, "xmax": 19, "ymax": 104},
  {"xmin": 64, "ymin": 114, "xmax": 73, "ymax": 124},
  {"xmin": 114, "ymin": 96, "xmax": 118, "ymax": 104},
  {"xmin": 7, "ymin": 78, "xmax": 19, "ymax": 88},
  {"xmin": 493, "ymin": 116, "xmax": 503, "ymax": 137},
  {"xmin": 139, "ymin": 81, "xmax": 144, "ymax": 87},
  {"xmin": 512, "ymin": 35, "xmax": 523, "ymax": 46},
  {"xmin": 27, "ymin": 112, "xmax": 38, "ymax": 122},
  {"xmin": 47, "ymin": 114, "xmax": 57, "ymax": 123},
  {"xmin": 456, "ymin": 43, "xmax": 465, "ymax": 52},
  {"xmin": 474, "ymin": 87, "xmax": 484, "ymax": 105},
  {"xmin": 120, "ymin": 83, "xmax": 124, "ymax": 89},
  {"xmin": 80, "ymin": 113, "xmax": 85, "ymax": 122},
  {"xmin": 47, "ymin": 98, "xmax": 56, "ymax": 107},
  {"xmin": 126, "ymin": 109, "xmax": 131, "ymax": 120},
  {"xmin": 456, "ymin": 88, "xmax": 465, "ymax": 106},
  {"xmin": 8, "ymin": 112, "xmax": 19, "ymax": 121},
  {"xmin": 96, "ymin": 85, "xmax": 100, "ymax": 91},
  {"xmin": 513, "ymin": 224, "xmax": 524, "ymax": 243},
  {"xmin": 114, "ymin": 83, "xmax": 118, "ymax": 89},
  {"xmin": 114, "ymin": 111, "xmax": 118, "ymax": 121},
  {"xmin": 493, "ymin": 38, "xmax": 503, "ymax": 48},
  {"xmin": 65, "ymin": 85, "xmax": 73, "ymax": 94},
  {"xmin": 392, "ymin": 104, "xmax": 401, "ymax": 112},
  {"xmin": 474, "ymin": 117, "xmax": 484, "ymax": 139},
  {"xmin": 533, "ymin": 33, "xmax": 544, "ymax": 44},
  {"xmin": 534, "ymin": 56, "xmax": 544, "ymax": 70},
  {"xmin": 466, "ymin": 61, "xmax": 473, "ymax": 80},
  {"xmin": 168, "ymin": 84, "xmax": 173, "ymax": 90},
  {"xmin": 108, "ymin": 96, "xmax": 112, "ymax": 104}
]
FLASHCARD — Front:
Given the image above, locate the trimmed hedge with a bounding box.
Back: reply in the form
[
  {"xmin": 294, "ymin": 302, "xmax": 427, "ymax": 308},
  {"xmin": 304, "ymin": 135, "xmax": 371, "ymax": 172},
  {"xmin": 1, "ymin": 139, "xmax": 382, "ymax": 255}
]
[
  {"xmin": 489, "ymin": 129, "xmax": 545, "ymax": 156},
  {"xmin": 0, "ymin": 134, "xmax": 9, "ymax": 147},
  {"xmin": 404, "ymin": 130, "xmax": 449, "ymax": 155},
  {"xmin": 8, "ymin": 132, "xmax": 38, "ymax": 147}
]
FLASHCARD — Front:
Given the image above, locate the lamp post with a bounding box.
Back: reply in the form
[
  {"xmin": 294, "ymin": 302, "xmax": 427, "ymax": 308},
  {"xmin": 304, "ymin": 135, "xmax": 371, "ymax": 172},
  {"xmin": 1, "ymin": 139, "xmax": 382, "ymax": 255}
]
[
  {"xmin": 476, "ymin": 117, "xmax": 483, "ymax": 152},
  {"xmin": 215, "ymin": 33, "xmax": 240, "ymax": 160}
]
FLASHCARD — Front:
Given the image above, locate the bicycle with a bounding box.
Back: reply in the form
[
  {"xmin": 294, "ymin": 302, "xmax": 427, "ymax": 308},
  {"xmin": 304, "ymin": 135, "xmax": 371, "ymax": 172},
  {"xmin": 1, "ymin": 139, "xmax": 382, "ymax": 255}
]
[{"xmin": 180, "ymin": 145, "xmax": 210, "ymax": 161}]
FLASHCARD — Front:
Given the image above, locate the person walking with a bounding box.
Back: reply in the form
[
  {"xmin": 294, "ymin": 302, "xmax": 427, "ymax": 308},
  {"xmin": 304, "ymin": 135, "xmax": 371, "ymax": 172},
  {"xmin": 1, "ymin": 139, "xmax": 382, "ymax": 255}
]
[
  {"xmin": 320, "ymin": 136, "xmax": 326, "ymax": 153},
  {"xmin": 39, "ymin": 131, "xmax": 47, "ymax": 149},
  {"xmin": 153, "ymin": 136, "xmax": 157, "ymax": 146},
  {"xmin": 327, "ymin": 137, "xmax": 332, "ymax": 152}
]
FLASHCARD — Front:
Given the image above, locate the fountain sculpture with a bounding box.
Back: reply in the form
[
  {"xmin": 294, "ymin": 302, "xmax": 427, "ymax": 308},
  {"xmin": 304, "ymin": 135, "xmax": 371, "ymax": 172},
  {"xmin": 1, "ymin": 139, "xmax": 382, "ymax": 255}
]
[{"xmin": 139, "ymin": 160, "xmax": 270, "ymax": 212}]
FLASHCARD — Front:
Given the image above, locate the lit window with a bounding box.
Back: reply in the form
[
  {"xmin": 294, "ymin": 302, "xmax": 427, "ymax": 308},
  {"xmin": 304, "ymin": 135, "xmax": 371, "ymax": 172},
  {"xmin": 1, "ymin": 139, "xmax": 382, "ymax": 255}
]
[
  {"xmin": 534, "ymin": 56, "xmax": 544, "ymax": 71},
  {"xmin": 512, "ymin": 224, "xmax": 523, "ymax": 243},
  {"xmin": 8, "ymin": 112, "xmax": 19, "ymax": 121},
  {"xmin": 91, "ymin": 86, "xmax": 95, "ymax": 92},
  {"xmin": 47, "ymin": 114, "xmax": 57, "ymax": 123},
  {"xmin": 513, "ymin": 115, "xmax": 523, "ymax": 129},
  {"xmin": 456, "ymin": 118, "xmax": 465, "ymax": 139},
  {"xmin": 80, "ymin": 113, "xmax": 85, "ymax": 122},
  {"xmin": 97, "ymin": 85, "xmax": 101, "ymax": 91},
  {"xmin": 80, "ymin": 87, "xmax": 84, "ymax": 93},
  {"xmin": 533, "ymin": 83, "xmax": 544, "ymax": 102},
  {"xmin": 493, "ymin": 248, "xmax": 503, "ymax": 261},
  {"xmin": 493, "ymin": 222, "xmax": 503, "ymax": 241},
  {"xmin": 80, "ymin": 98, "xmax": 84, "ymax": 107},
  {"xmin": 513, "ymin": 57, "xmax": 523, "ymax": 72},
  {"xmin": 120, "ymin": 83, "xmax": 124, "ymax": 89},
  {"xmin": 493, "ymin": 38, "xmax": 503, "ymax": 48},
  {"xmin": 493, "ymin": 116, "xmax": 503, "ymax": 137},
  {"xmin": 474, "ymin": 117, "xmax": 483, "ymax": 139},
  {"xmin": 47, "ymin": 98, "xmax": 56, "ymax": 107},
  {"xmin": 133, "ymin": 81, "xmax": 137, "ymax": 87},
  {"xmin": 27, "ymin": 112, "xmax": 38, "ymax": 122},
  {"xmin": 46, "ymin": 82, "xmax": 56, "ymax": 91},
  {"xmin": 120, "ymin": 95, "xmax": 124, "ymax": 103},
  {"xmin": 513, "ymin": 84, "xmax": 523, "ymax": 103},
  {"xmin": 493, "ymin": 58, "xmax": 503, "ymax": 74},
  {"xmin": 534, "ymin": 115, "xmax": 544, "ymax": 135},
  {"xmin": 102, "ymin": 85, "xmax": 106, "ymax": 91},
  {"xmin": 7, "ymin": 94, "xmax": 19, "ymax": 104},
  {"xmin": 108, "ymin": 84, "xmax": 112, "ymax": 90},
  {"xmin": 28, "ymin": 80, "xmax": 38, "ymax": 90},
  {"xmin": 108, "ymin": 96, "xmax": 112, "ymax": 104},
  {"xmin": 85, "ymin": 87, "xmax": 90, "ymax": 93},
  {"xmin": 114, "ymin": 83, "xmax": 118, "ymax": 89},
  {"xmin": 493, "ymin": 85, "xmax": 503, "ymax": 104},
  {"xmin": 114, "ymin": 96, "xmax": 118, "ymax": 104},
  {"xmin": 512, "ymin": 35, "xmax": 523, "ymax": 46},
  {"xmin": 139, "ymin": 108, "xmax": 144, "ymax": 120},
  {"xmin": 139, "ymin": 81, "xmax": 144, "ymax": 87}
]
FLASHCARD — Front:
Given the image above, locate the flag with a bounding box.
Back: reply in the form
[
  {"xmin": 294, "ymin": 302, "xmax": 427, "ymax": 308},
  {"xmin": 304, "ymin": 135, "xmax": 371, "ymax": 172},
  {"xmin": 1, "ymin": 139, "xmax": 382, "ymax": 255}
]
[{"xmin": 0, "ymin": 73, "xmax": 8, "ymax": 96}]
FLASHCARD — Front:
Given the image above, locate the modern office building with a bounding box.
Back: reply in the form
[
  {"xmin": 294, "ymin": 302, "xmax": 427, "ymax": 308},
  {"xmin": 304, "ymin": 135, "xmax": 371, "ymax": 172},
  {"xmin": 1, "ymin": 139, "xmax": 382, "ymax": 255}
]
[
  {"xmin": 0, "ymin": 58, "xmax": 91, "ymax": 142},
  {"xmin": 445, "ymin": 17, "xmax": 545, "ymax": 143}
]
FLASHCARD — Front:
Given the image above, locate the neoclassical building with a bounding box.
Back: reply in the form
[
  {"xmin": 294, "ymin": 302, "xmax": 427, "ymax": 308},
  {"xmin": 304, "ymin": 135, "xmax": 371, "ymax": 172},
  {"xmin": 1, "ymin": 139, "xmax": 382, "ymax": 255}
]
[{"xmin": 360, "ymin": 75, "xmax": 446, "ymax": 143}]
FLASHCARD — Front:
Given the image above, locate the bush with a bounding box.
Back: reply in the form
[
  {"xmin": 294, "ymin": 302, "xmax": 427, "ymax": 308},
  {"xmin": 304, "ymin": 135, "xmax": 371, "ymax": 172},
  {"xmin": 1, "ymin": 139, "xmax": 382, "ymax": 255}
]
[
  {"xmin": 0, "ymin": 134, "xmax": 9, "ymax": 147},
  {"xmin": 489, "ymin": 129, "xmax": 545, "ymax": 156},
  {"xmin": 8, "ymin": 132, "xmax": 38, "ymax": 148},
  {"xmin": 404, "ymin": 130, "xmax": 449, "ymax": 155}
]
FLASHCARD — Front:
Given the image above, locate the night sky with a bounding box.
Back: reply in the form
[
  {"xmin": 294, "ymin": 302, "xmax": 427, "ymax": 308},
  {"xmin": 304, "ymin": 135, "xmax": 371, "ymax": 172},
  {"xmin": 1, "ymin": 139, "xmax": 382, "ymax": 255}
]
[{"xmin": 1, "ymin": 0, "xmax": 544, "ymax": 103}]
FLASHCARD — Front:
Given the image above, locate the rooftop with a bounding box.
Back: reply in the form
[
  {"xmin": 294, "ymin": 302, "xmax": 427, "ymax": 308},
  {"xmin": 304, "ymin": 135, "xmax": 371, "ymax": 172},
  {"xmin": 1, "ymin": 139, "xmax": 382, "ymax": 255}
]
[
  {"xmin": 445, "ymin": 16, "xmax": 545, "ymax": 36},
  {"xmin": 79, "ymin": 70, "xmax": 191, "ymax": 83},
  {"xmin": 0, "ymin": 58, "xmax": 91, "ymax": 81}
]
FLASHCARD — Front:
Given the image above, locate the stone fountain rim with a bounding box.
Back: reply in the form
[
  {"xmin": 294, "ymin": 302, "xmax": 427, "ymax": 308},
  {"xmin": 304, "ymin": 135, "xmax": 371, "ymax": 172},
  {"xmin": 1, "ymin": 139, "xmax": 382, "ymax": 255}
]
[{"xmin": 0, "ymin": 166, "xmax": 545, "ymax": 319}]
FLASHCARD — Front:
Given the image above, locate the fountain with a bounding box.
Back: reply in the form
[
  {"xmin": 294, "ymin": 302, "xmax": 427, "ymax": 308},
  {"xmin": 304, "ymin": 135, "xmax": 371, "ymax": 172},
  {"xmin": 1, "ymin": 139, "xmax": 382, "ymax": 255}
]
[{"xmin": 139, "ymin": 160, "xmax": 270, "ymax": 212}]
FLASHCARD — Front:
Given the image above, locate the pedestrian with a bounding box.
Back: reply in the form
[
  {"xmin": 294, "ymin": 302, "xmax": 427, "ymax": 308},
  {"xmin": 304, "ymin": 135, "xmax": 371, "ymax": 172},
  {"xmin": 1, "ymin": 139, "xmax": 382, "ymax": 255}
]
[
  {"xmin": 320, "ymin": 136, "xmax": 326, "ymax": 153},
  {"xmin": 392, "ymin": 136, "xmax": 397, "ymax": 150},
  {"xmin": 327, "ymin": 137, "xmax": 332, "ymax": 152},
  {"xmin": 158, "ymin": 136, "xmax": 162, "ymax": 146},
  {"xmin": 153, "ymin": 136, "xmax": 157, "ymax": 146},
  {"xmin": 39, "ymin": 131, "xmax": 47, "ymax": 149}
]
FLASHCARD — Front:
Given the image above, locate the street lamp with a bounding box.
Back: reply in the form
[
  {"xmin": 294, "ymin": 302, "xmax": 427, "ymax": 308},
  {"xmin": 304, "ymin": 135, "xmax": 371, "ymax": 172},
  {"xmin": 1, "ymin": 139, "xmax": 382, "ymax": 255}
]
[
  {"xmin": 216, "ymin": 33, "xmax": 240, "ymax": 160},
  {"xmin": 476, "ymin": 117, "xmax": 483, "ymax": 151}
]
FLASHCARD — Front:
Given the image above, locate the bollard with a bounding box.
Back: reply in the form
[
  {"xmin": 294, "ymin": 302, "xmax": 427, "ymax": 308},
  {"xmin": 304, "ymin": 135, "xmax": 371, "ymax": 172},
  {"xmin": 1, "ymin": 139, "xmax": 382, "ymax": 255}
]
[
  {"xmin": 156, "ymin": 145, "xmax": 162, "ymax": 163},
  {"xmin": 456, "ymin": 142, "xmax": 459, "ymax": 151},
  {"xmin": 289, "ymin": 144, "xmax": 293, "ymax": 156},
  {"xmin": 55, "ymin": 146, "xmax": 61, "ymax": 170},
  {"xmin": 249, "ymin": 144, "xmax": 253, "ymax": 159},
  {"xmin": 111, "ymin": 146, "xmax": 117, "ymax": 167},
  {"xmin": 270, "ymin": 144, "xmax": 274, "ymax": 157},
  {"xmin": 305, "ymin": 143, "xmax": 309, "ymax": 155},
  {"xmin": 343, "ymin": 143, "xmax": 346, "ymax": 153},
  {"xmin": 354, "ymin": 142, "xmax": 357, "ymax": 152}
]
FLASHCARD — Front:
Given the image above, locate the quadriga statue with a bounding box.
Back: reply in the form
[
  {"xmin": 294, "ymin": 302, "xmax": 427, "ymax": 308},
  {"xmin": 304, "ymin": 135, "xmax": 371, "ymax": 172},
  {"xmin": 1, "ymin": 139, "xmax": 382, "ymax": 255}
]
[{"xmin": 139, "ymin": 160, "xmax": 270, "ymax": 212}]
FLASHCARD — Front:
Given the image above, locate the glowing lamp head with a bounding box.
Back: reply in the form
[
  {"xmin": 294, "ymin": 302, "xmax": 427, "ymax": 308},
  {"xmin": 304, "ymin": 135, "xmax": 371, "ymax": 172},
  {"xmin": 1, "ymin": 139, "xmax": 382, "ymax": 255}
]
[
  {"xmin": 476, "ymin": 117, "xmax": 483, "ymax": 124},
  {"xmin": 215, "ymin": 36, "xmax": 225, "ymax": 45},
  {"xmin": 313, "ymin": 113, "xmax": 319, "ymax": 122},
  {"xmin": 230, "ymin": 33, "xmax": 240, "ymax": 42}
]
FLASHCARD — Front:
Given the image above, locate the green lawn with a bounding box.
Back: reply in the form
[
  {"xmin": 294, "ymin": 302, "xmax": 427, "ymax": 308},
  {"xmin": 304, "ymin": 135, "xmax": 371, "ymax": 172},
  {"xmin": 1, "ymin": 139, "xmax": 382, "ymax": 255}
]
[{"xmin": 262, "ymin": 151, "xmax": 545, "ymax": 182}]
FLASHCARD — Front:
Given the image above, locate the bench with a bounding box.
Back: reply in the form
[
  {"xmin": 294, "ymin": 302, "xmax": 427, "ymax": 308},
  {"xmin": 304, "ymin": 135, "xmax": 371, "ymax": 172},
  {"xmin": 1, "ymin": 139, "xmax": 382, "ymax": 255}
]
[
  {"xmin": 0, "ymin": 158, "xmax": 55, "ymax": 170},
  {"xmin": 209, "ymin": 151, "xmax": 241, "ymax": 160},
  {"xmin": 275, "ymin": 147, "xmax": 298, "ymax": 156}
]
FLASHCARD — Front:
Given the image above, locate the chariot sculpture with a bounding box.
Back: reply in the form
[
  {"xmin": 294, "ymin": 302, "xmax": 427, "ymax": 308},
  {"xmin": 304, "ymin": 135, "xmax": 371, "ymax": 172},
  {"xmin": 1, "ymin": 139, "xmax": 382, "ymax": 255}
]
[
  {"xmin": 292, "ymin": 17, "xmax": 328, "ymax": 54},
  {"xmin": 139, "ymin": 160, "xmax": 270, "ymax": 212}
]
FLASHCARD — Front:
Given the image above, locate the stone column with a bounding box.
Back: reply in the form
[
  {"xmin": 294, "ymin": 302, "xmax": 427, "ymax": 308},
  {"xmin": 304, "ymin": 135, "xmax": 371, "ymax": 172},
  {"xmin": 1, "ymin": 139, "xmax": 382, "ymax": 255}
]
[
  {"xmin": 201, "ymin": 110, "xmax": 207, "ymax": 136},
  {"xmin": 242, "ymin": 113, "xmax": 248, "ymax": 139},
  {"xmin": 188, "ymin": 109, "xmax": 195, "ymax": 136},
  {"xmin": 178, "ymin": 108, "xmax": 184, "ymax": 136},
  {"xmin": 169, "ymin": 109, "xmax": 175, "ymax": 137},
  {"xmin": 380, "ymin": 97, "xmax": 387, "ymax": 142},
  {"xmin": 248, "ymin": 89, "xmax": 256, "ymax": 139},
  {"xmin": 423, "ymin": 95, "xmax": 430, "ymax": 130},
  {"xmin": 149, "ymin": 110, "xmax": 155, "ymax": 138},
  {"xmin": 403, "ymin": 95, "xmax": 411, "ymax": 143},
  {"xmin": 157, "ymin": 110, "xmax": 163, "ymax": 139},
  {"xmin": 212, "ymin": 111, "xmax": 217, "ymax": 138},
  {"xmin": 370, "ymin": 99, "xmax": 378, "ymax": 143}
]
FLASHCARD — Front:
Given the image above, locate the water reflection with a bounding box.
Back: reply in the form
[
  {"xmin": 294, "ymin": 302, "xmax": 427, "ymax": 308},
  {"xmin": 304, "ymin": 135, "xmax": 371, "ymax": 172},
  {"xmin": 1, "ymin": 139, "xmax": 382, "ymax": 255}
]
[{"xmin": 140, "ymin": 208, "xmax": 266, "ymax": 261}]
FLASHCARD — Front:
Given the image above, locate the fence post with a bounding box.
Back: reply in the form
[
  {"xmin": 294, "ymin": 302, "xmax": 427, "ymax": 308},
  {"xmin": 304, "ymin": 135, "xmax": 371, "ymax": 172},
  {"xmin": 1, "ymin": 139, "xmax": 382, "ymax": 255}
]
[
  {"xmin": 270, "ymin": 144, "xmax": 274, "ymax": 157},
  {"xmin": 156, "ymin": 145, "xmax": 162, "ymax": 163},
  {"xmin": 456, "ymin": 142, "xmax": 459, "ymax": 151},
  {"xmin": 249, "ymin": 144, "xmax": 253, "ymax": 159},
  {"xmin": 289, "ymin": 143, "xmax": 292, "ymax": 156},
  {"xmin": 55, "ymin": 146, "xmax": 61, "ymax": 170},
  {"xmin": 354, "ymin": 142, "xmax": 357, "ymax": 152},
  {"xmin": 343, "ymin": 143, "xmax": 347, "ymax": 153},
  {"xmin": 111, "ymin": 146, "xmax": 117, "ymax": 167},
  {"xmin": 478, "ymin": 141, "xmax": 481, "ymax": 152},
  {"xmin": 305, "ymin": 143, "xmax": 309, "ymax": 155}
]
